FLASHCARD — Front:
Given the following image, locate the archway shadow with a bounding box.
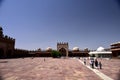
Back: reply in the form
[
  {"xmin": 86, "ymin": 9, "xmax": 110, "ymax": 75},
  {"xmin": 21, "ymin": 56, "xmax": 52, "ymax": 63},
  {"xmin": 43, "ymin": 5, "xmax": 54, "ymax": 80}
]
[{"xmin": 59, "ymin": 48, "xmax": 66, "ymax": 56}]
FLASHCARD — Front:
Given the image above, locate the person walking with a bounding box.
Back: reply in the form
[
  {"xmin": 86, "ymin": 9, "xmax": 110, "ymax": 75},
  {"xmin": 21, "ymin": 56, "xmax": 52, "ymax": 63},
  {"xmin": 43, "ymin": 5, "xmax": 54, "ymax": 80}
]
[
  {"xmin": 44, "ymin": 58, "xmax": 45, "ymax": 62},
  {"xmin": 84, "ymin": 58, "xmax": 86, "ymax": 65},
  {"xmin": 99, "ymin": 61, "xmax": 102, "ymax": 69},
  {"xmin": 95, "ymin": 59, "xmax": 98, "ymax": 68},
  {"xmin": 89, "ymin": 60, "xmax": 92, "ymax": 68},
  {"xmin": 91, "ymin": 59, "xmax": 94, "ymax": 69}
]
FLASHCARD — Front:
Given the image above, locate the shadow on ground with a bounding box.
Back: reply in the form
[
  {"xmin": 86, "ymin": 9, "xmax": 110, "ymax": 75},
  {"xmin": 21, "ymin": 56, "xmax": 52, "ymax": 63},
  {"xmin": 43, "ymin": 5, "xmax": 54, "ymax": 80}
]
[
  {"xmin": 117, "ymin": 70, "xmax": 120, "ymax": 80},
  {"xmin": 0, "ymin": 61, "xmax": 8, "ymax": 63},
  {"xmin": 0, "ymin": 72, "xmax": 3, "ymax": 80}
]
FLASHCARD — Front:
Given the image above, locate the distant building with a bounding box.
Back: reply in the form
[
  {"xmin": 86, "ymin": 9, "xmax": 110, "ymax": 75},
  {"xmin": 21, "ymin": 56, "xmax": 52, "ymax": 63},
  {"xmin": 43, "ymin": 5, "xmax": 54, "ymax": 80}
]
[
  {"xmin": 57, "ymin": 42, "xmax": 69, "ymax": 57},
  {"xmin": 0, "ymin": 27, "xmax": 15, "ymax": 58},
  {"xmin": 31, "ymin": 42, "xmax": 89, "ymax": 57},
  {"xmin": 0, "ymin": 26, "xmax": 89, "ymax": 58},
  {"xmin": 111, "ymin": 42, "xmax": 120, "ymax": 57},
  {"xmin": 14, "ymin": 48, "xmax": 29, "ymax": 58},
  {"xmin": 89, "ymin": 47, "xmax": 112, "ymax": 58}
]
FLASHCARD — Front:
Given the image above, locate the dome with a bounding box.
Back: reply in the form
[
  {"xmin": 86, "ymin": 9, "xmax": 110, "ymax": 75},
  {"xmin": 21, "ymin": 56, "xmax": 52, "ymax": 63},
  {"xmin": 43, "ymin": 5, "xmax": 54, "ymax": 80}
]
[
  {"xmin": 97, "ymin": 47, "xmax": 104, "ymax": 52},
  {"xmin": 73, "ymin": 47, "xmax": 79, "ymax": 51},
  {"xmin": 37, "ymin": 48, "xmax": 41, "ymax": 51},
  {"xmin": 46, "ymin": 47, "xmax": 52, "ymax": 51}
]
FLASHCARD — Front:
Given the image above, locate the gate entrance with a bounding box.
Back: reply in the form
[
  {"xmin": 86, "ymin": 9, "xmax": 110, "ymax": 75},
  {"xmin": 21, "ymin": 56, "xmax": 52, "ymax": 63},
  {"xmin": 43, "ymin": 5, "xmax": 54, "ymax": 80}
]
[
  {"xmin": 59, "ymin": 48, "xmax": 66, "ymax": 56},
  {"xmin": 57, "ymin": 42, "xmax": 69, "ymax": 57}
]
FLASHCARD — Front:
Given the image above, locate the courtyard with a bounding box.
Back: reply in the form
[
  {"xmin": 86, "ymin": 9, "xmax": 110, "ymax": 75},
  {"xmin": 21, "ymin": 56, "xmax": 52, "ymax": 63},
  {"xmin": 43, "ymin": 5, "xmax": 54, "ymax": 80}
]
[{"xmin": 0, "ymin": 57, "xmax": 120, "ymax": 80}]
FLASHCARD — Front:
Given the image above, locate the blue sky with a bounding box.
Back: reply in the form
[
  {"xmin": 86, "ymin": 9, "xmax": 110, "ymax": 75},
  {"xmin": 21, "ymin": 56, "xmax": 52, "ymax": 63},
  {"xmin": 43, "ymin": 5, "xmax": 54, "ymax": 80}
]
[{"xmin": 0, "ymin": 0, "xmax": 120, "ymax": 50}]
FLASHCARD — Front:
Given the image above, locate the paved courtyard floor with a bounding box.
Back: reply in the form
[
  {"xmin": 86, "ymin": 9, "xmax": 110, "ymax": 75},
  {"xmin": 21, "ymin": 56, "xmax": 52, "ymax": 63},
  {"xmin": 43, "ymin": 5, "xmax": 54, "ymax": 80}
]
[
  {"xmin": 80, "ymin": 57, "xmax": 120, "ymax": 80},
  {"xmin": 0, "ymin": 57, "xmax": 119, "ymax": 80},
  {"xmin": 97, "ymin": 58, "xmax": 120, "ymax": 80}
]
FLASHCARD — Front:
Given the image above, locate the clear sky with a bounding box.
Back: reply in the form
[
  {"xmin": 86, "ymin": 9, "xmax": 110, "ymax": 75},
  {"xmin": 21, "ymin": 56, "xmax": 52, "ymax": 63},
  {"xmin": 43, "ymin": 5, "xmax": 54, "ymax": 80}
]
[{"xmin": 0, "ymin": 0, "xmax": 120, "ymax": 50}]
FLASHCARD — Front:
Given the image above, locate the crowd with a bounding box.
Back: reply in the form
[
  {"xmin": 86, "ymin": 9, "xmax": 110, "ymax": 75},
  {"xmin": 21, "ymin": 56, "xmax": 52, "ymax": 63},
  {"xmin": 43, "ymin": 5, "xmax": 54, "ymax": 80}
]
[{"xmin": 83, "ymin": 58, "xmax": 102, "ymax": 69}]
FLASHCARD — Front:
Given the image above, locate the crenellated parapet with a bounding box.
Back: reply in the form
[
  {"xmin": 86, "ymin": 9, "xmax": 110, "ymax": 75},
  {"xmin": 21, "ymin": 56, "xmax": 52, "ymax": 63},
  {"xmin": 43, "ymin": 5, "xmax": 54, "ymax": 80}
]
[
  {"xmin": 57, "ymin": 42, "xmax": 68, "ymax": 45},
  {"xmin": 0, "ymin": 27, "xmax": 15, "ymax": 43},
  {"xmin": 57, "ymin": 42, "xmax": 69, "ymax": 50},
  {"xmin": 4, "ymin": 35, "xmax": 15, "ymax": 42}
]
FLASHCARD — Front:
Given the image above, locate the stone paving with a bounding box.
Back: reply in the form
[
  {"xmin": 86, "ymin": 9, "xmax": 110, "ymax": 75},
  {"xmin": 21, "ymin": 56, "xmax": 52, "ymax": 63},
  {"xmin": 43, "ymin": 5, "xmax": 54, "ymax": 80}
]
[
  {"xmin": 80, "ymin": 58, "xmax": 120, "ymax": 80},
  {"xmin": 0, "ymin": 58, "xmax": 102, "ymax": 80}
]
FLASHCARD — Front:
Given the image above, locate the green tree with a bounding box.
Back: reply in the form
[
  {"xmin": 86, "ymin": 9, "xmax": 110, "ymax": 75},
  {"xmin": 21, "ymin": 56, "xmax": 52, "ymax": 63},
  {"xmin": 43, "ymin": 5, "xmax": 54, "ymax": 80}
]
[{"xmin": 51, "ymin": 50, "xmax": 61, "ymax": 58}]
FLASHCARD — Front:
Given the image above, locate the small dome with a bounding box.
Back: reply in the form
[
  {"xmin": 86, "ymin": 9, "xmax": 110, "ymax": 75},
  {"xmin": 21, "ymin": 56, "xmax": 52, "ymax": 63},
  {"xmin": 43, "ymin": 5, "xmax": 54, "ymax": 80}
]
[
  {"xmin": 73, "ymin": 47, "xmax": 79, "ymax": 51},
  {"xmin": 37, "ymin": 48, "xmax": 41, "ymax": 51},
  {"xmin": 46, "ymin": 47, "xmax": 52, "ymax": 51},
  {"xmin": 97, "ymin": 47, "xmax": 104, "ymax": 52}
]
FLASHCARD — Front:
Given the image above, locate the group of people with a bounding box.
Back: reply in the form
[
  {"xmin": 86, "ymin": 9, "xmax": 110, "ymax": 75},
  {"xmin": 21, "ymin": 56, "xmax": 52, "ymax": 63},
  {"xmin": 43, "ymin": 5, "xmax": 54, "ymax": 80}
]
[
  {"xmin": 90, "ymin": 59, "xmax": 102, "ymax": 69},
  {"xmin": 83, "ymin": 58, "xmax": 102, "ymax": 69}
]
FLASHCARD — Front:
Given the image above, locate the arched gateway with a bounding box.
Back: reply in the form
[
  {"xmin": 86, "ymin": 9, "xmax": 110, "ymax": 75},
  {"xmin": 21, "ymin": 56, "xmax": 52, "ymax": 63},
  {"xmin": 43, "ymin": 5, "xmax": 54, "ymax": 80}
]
[{"xmin": 57, "ymin": 42, "xmax": 69, "ymax": 57}]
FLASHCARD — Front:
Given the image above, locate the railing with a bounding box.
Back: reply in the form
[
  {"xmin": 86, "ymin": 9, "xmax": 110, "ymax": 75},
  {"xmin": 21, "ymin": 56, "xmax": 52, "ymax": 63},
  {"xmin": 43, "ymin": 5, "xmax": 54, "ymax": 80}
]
[{"xmin": 111, "ymin": 46, "xmax": 120, "ymax": 49}]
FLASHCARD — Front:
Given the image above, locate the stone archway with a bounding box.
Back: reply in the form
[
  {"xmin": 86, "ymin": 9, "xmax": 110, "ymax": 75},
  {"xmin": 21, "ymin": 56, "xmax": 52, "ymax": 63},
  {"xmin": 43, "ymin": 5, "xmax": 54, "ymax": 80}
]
[
  {"xmin": 0, "ymin": 48, "xmax": 4, "ymax": 58},
  {"xmin": 59, "ymin": 48, "xmax": 67, "ymax": 56},
  {"xmin": 57, "ymin": 42, "xmax": 69, "ymax": 57}
]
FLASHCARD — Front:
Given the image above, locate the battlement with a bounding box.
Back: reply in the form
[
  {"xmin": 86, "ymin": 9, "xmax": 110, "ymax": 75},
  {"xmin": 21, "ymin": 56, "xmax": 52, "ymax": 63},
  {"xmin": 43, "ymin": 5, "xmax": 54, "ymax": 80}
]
[
  {"xmin": 4, "ymin": 35, "xmax": 15, "ymax": 41},
  {"xmin": 57, "ymin": 42, "xmax": 68, "ymax": 45},
  {"xmin": 0, "ymin": 26, "xmax": 15, "ymax": 43},
  {"xmin": 0, "ymin": 35, "xmax": 15, "ymax": 43}
]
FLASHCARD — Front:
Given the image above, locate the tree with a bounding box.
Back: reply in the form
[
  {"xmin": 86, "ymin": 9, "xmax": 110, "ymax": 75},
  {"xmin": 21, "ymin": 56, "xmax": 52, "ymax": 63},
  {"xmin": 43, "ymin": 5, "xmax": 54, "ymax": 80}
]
[{"xmin": 51, "ymin": 50, "xmax": 61, "ymax": 58}]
